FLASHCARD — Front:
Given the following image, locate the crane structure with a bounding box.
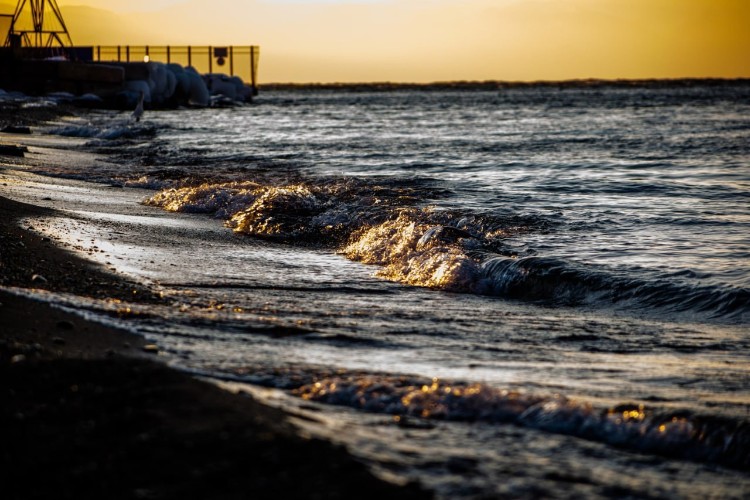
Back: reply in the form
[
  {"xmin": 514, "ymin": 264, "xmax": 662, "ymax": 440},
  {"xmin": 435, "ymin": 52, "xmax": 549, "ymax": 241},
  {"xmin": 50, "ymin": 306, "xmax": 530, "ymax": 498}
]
[{"xmin": 3, "ymin": 0, "xmax": 73, "ymax": 48}]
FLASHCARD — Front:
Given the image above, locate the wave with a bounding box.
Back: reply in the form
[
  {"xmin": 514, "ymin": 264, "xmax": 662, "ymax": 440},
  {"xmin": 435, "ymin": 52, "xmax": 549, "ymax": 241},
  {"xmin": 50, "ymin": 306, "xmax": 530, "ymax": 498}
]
[
  {"xmin": 292, "ymin": 373, "xmax": 750, "ymax": 471},
  {"xmin": 343, "ymin": 221, "xmax": 748, "ymax": 319},
  {"xmin": 144, "ymin": 179, "xmax": 749, "ymax": 321},
  {"xmin": 480, "ymin": 256, "xmax": 750, "ymax": 318},
  {"xmin": 47, "ymin": 123, "xmax": 158, "ymax": 140}
]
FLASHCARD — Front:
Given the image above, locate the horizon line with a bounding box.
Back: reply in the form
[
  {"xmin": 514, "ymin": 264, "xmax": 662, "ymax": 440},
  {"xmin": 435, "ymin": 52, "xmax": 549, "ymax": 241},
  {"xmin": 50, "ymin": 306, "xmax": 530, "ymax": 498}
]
[{"xmin": 259, "ymin": 77, "xmax": 750, "ymax": 89}]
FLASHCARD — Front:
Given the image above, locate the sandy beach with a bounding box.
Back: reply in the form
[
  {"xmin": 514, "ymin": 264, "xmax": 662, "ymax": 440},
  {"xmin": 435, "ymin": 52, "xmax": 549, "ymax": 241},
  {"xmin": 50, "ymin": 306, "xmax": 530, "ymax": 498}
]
[{"xmin": 0, "ymin": 111, "xmax": 431, "ymax": 499}]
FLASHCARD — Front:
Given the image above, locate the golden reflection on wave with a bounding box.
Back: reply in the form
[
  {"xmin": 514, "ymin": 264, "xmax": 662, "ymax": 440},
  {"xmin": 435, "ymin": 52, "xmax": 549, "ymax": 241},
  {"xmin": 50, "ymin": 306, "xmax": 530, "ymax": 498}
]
[
  {"xmin": 342, "ymin": 211, "xmax": 483, "ymax": 292},
  {"xmin": 291, "ymin": 373, "xmax": 750, "ymax": 469},
  {"xmin": 230, "ymin": 185, "xmax": 319, "ymax": 237},
  {"xmin": 145, "ymin": 181, "xmax": 261, "ymax": 215},
  {"xmin": 147, "ymin": 182, "xmax": 493, "ymax": 292}
]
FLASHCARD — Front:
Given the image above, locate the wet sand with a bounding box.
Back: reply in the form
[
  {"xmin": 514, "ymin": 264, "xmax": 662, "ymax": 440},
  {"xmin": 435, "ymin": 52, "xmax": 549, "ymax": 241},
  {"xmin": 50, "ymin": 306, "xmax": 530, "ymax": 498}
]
[{"xmin": 0, "ymin": 127, "xmax": 430, "ymax": 499}]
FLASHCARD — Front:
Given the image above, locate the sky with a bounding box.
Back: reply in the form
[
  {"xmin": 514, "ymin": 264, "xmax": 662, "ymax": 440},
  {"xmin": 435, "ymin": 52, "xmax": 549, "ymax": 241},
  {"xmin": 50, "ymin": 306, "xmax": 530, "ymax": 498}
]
[{"xmin": 4, "ymin": 0, "xmax": 750, "ymax": 83}]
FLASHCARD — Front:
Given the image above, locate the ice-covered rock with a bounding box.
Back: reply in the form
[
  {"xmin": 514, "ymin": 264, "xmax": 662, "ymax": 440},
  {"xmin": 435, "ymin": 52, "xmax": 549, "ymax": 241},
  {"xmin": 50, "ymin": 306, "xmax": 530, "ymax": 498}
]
[
  {"xmin": 72, "ymin": 93, "xmax": 104, "ymax": 108},
  {"xmin": 205, "ymin": 73, "xmax": 254, "ymax": 103},
  {"xmin": 46, "ymin": 91, "xmax": 75, "ymax": 101},
  {"xmin": 165, "ymin": 64, "xmax": 192, "ymax": 106},
  {"xmin": 207, "ymin": 74, "xmax": 238, "ymax": 100},
  {"xmin": 114, "ymin": 89, "xmax": 142, "ymax": 109},
  {"xmin": 124, "ymin": 80, "xmax": 151, "ymax": 103},
  {"xmin": 185, "ymin": 66, "xmax": 210, "ymax": 107},
  {"xmin": 146, "ymin": 62, "xmax": 166, "ymax": 104}
]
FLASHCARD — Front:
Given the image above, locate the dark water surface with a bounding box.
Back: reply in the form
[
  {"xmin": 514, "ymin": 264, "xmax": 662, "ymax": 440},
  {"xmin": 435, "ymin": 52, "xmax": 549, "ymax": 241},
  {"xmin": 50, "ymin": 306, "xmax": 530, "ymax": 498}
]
[{"xmin": 29, "ymin": 83, "xmax": 750, "ymax": 497}]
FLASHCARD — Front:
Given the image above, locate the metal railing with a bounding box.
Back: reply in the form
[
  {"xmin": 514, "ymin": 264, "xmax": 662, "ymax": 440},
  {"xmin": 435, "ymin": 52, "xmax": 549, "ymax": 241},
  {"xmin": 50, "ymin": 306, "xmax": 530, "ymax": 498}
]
[{"xmin": 93, "ymin": 45, "xmax": 260, "ymax": 88}]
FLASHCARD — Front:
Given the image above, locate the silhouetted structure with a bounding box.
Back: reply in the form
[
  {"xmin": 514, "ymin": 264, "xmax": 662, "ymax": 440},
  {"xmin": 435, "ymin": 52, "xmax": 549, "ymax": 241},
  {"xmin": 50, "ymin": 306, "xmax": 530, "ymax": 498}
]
[
  {"xmin": 3, "ymin": 0, "xmax": 73, "ymax": 48},
  {"xmin": 0, "ymin": 3, "xmax": 260, "ymax": 105},
  {"xmin": 93, "ymin": 45, "xmax": 260, "ymax": 91}
]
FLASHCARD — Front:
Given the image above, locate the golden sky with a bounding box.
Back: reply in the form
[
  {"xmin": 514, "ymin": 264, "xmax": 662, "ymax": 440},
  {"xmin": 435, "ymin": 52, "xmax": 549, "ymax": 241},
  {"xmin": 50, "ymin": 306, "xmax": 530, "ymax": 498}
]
[{"xmin": 5, "ymin": 0, "xmax": 750, "ymax": 82}]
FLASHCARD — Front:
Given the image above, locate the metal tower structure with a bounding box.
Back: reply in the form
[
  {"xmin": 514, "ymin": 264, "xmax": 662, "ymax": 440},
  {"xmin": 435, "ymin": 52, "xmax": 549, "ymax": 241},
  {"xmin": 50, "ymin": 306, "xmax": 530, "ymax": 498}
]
[{"xmin": 4, "ymin": 0, "xmax": 73, "ymax": 48}]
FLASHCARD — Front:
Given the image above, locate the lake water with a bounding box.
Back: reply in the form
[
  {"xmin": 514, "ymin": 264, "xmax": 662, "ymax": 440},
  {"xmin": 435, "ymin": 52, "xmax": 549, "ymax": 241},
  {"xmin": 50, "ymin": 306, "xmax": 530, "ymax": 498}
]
[{"xmin": 25, "ymin": 83, "xmax": 750, "ymax": 497}]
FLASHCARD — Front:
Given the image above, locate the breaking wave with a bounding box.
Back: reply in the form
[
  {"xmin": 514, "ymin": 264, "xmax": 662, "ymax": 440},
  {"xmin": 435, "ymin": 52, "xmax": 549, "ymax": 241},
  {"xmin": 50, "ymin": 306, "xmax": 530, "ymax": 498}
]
[
  {"xmin": 292, "ymin": 374, "xmax": 750, "ymax": 471},
  {"xmin": 145, "ymin": 178, "xmax": 749, "ymax": 321},
  {"xmin": 479, "ymin": 256, "xmax": 750, "ymax": 318}
]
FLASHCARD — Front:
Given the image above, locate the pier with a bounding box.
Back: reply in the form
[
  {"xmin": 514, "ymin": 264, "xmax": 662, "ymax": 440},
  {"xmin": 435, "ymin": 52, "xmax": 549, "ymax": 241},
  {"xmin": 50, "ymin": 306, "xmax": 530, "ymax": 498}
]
[
  {"xmin": 92, "ymin": 46, "xmax": 260, "ymax": 92},
  {"xmin": 0, "ymin": 1, "xmax": 260, "ymax": 108},
  {"xmin": 0, "ymin": 45, "xmax": 261, "ymax": 108}
]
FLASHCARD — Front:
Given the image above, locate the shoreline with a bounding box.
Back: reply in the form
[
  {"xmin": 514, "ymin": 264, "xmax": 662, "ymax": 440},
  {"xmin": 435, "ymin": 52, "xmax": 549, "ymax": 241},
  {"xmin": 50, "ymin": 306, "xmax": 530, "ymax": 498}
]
[
  {"xmin": 0, "ymin": 128, "xmax": 431, "ymax": 498},
  {"xmin": 4, "ymin": 91, "xmax": 749, "ymax": 498}
]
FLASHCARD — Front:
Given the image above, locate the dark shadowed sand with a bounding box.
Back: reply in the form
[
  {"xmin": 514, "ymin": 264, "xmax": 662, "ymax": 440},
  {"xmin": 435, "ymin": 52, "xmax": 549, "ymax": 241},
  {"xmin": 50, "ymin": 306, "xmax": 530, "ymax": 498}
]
[{"xmin": 0, "ymin": 117, "xmax": 431, "ymax": 499}]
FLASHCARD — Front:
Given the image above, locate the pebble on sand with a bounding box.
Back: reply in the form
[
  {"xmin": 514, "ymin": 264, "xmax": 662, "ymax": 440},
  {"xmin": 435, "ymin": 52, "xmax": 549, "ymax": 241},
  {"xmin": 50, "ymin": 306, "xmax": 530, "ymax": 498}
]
[
  {"xmin": 10, "ymin": 354, "xmax": 26, "ymax": 364},
  {"xmin": 31, "ymin": 274, "xmax": 48, "ymax": 284}
]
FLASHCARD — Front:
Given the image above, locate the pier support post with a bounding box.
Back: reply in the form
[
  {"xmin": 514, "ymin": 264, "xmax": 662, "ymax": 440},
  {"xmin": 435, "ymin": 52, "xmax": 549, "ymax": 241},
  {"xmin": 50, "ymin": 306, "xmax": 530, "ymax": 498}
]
[{"xmin": 250, "ymin": 47, "xmax": 257, "ymax": 91}]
